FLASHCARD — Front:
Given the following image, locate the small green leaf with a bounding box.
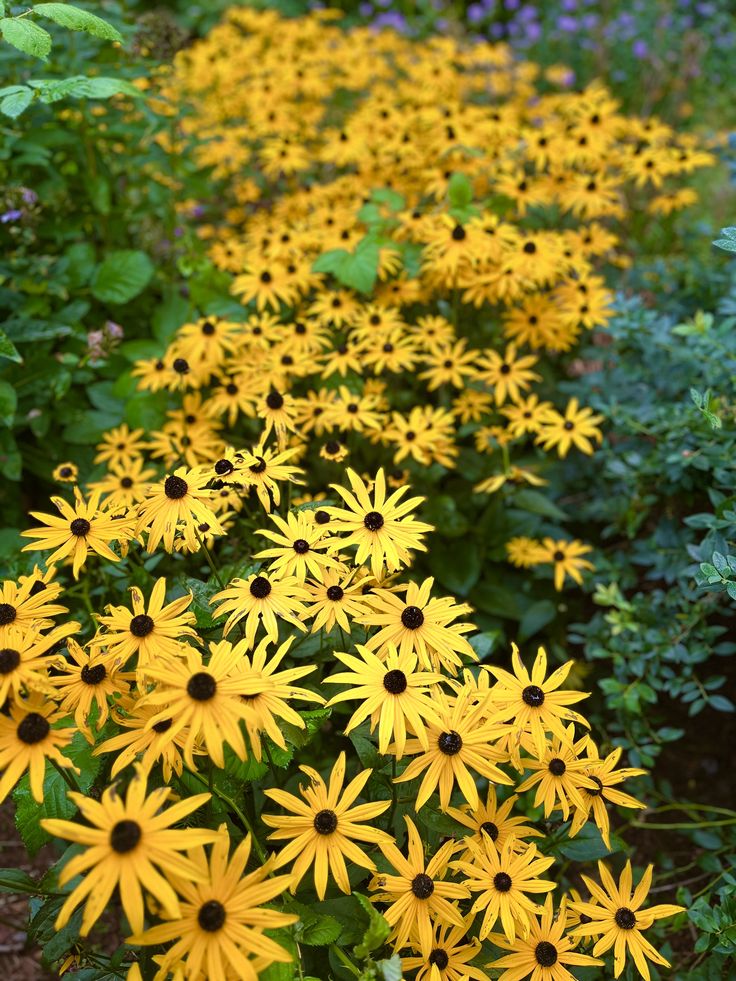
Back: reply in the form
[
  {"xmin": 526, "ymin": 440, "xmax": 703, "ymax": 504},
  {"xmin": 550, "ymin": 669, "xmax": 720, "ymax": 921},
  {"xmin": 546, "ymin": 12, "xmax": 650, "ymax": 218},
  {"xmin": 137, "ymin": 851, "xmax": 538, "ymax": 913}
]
[
  {"xmin": 448, "ymin": 172, "xmax": 473, "ymax": 209},
  {"xmin": 0, "ymin": 868, "xmax": 40, "ymax": 893},
  {"xmin": 0, "ymin": 380, "xmax": 17, "ymax": 426},
  {"xmin": 0, "ymin": 329, "xmax": 22, "ymax": 362},
  {"xmin": 0, "ymin": 85, "xmax": 32, "ymax": 117},
  {"xmin": 353, "ymin": 893, "xmax": 390, "ymax": 959},
  {"xmin": 33, "ymin": 3, "xmax": 122, "ymax": 42},
  {"xmin": 0, "ymin": 17, "xmax": 52, "ymax": 59},
  {"xmin": 519, "ymin": 599, "xmax": 557, "ymax": 642}
]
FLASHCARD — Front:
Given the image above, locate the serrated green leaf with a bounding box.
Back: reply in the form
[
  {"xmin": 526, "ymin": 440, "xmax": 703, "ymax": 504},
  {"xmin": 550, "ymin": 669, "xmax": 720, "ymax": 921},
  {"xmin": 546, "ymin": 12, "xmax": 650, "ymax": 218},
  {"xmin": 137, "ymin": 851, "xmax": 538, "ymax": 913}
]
[
  {"xmin": 0, "ymin": 17, "xmax": 52, "ymax": 59},
  {"xmin": 0, "ymin": 868, "xmax": 41, "ymax": 893},
  {"xmin": 0, "ymin": 85, "xmax": 32, "ymax": 117},
  {"xmin": 353, "ymin": 893, "xmax": 390, "ymax": 958},
  {"xmin": 513, "ymin": 488, "xmax": 568, "ymax": 520},
  {"xmin": 33, "ymin": 3, "xmax": 122, "ymax": 42},
  {"xmin": 91, "ymin": 250, "xmax": 154, "ymax": 304},
  {"xmin": 0, "ymin": 329, "xmax": 22, "ymax": 362}
]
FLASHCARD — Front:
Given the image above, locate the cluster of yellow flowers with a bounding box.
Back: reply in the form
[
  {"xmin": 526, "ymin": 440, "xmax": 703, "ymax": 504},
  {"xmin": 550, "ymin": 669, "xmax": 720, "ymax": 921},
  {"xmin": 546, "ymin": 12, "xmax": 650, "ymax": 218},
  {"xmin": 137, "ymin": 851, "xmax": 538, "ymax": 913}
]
[
  {"xmin": 97, "ymin": 6, "xmax": 713, "ymax": 589},
  {"xmin": 5, "ymin": 445, "xmax": 683, "ymax": 979}
]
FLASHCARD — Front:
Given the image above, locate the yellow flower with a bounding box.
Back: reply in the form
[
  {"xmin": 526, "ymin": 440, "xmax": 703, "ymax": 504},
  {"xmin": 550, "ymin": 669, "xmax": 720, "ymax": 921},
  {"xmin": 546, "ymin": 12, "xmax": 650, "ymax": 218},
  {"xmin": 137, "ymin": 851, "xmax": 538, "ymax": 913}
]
[
  {"xmin": 135, "ymin": 466, "xmax": 224, "ymax": 553},
  {"xmin": 210, "ymin": 571, "xmax": 309, "ymax": 646},
  {"xmin": 536, "ymin": 537, "xmax": 595, "ymax": 590},
  {"xmin": 535, "ymin": 398, "xmax": 603, "ymax": 457},
  {"xmin": 0, "ymin": 693, "xmax": 77, "ymax": 804},
  {"xmin": 263, "ymin": 751, "xmax": 391, "ymax": 899}
]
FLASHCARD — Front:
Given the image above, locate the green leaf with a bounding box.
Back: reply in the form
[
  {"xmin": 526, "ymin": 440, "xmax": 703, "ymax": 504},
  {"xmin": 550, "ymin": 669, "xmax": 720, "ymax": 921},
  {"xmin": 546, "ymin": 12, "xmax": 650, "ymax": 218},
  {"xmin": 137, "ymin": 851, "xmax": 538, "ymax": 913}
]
[
  {"xmin": 557, "ymin": 823, "xmax": 612, "ymax": 861},
  {"xmin": 0, "ymin": 17, "xmax": 52, "ymax": 60},
  {"xmin": 519, "ymin": 599, "xmax": 557, "ymax": 641},
  {"xmin": 0, "ymin": 380, "xmax": 17, "ymax": 426},
  {"xmin": 0, "ymin": 329, "xmax": 22, "ymax": 362},
  {"xmin": 427, "ymin": 538, "xmax": 482, "ymax": 596},
  {"xmin": 353, "ymin": 893, "xmax": 390, "ymax": 959},
  {"xmin": 448, "ymin": 172, "xmax": 473, "ymax": 209},
  {"xmin": 376, "ymin": 955, "xmax": 403, "ymax": 981},
  {"xmin": 513, "ymin": 489, "xmax": 568, "ymax": 520},
  {"xmin": 0, "ymin": 85, "xmax": 32, "ymax": 117},
  {"xmin": 0, "ymin": 430, "xmax": 21, "ymax": 480},
  {"xmin": 290, "ymin": 902, "xmax": 343, "ymax": 946},
  {"xmin": 313, "ymin": 239, "xmax": 381, "ymax": 294},
  {"xmin": 0, "ymin": 868, "xmax": 40, "ymax": 893},
  {"xmin": 153, "ymin": 289, "xmax": 191, "ymax": 343},
  {"xmin": 33, "ymin": 4, "xmax": 122, "ymax": 42},
  {"xmin": 91, "ymin": 250, "xmax": 154, "ymax": 304}
]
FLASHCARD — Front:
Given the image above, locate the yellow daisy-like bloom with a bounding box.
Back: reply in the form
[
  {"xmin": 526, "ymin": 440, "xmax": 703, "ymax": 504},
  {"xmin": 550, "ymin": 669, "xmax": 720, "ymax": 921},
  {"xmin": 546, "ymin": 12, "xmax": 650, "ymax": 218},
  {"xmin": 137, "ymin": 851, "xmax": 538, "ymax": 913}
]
[
  {"xmin": 210, "ymin": 572, "xmax": 309, "ymax": 646},
  {"xmin": 324, "ymin": 643, "xmax": 443, "ymax": 758},
  {"xmin": 139, "ymin": 642, "xmax": 261, "ymax": 769},
  {"xmin": 41, "ymin": 766, "xmax": 217, "ymax": 936},
  {"xmin": 129, "ymin": 828, "xmax": 297, "ymax": 981},
  {"xmin": 230, "ymin": 635, "xmax": 323, "ymax": 760},
  {"xmin": 241, "ymin": 443, "xmax": 304, "ymax": 513},
  {"xmin": 393, "ymin": 688, "xmax": 513, "ymax": 811},
  {"xmin": 303, "ymin": 567, "xmax": 370, "ymax": 634},
  {"xmin": 88, "ymin": 458, "xmax": 157, "ymax": 511},
  {"xmin": 474, "ymin": 465, "xmax": 547, "ymax": 496},
  {"xmin": 94, "ymin": 697, "xmax": 195, "ymax": 782},
  {"xmin": 488, "ymin": 644, "xmax": 590, "ymax": 757},
  {"xmin": 452, "ymin": 834, "xmax": 555, "ymax": 942},
  {"xmin": 569, "ymin": 741, "xmax": 646, "ymax": 850},
  {"xmin": 515, "ymin": 725, "xmax": 598, "ymax": 820},
  {"xmin": 0, "ymin": 621, "xmax": 78, "ymax": 703},
  {"xmin": 445, "ymin": 787, "xmax": 543, "ymax": 861},
  {"xmin": 370, "ymin": 815, "xmax": 469, "ymax": 955},
  {"xmin": 257, "ymin": 388, "xmax": 299, "ymax": 444},
  {"xmin": 263, "ymin": 751, "xmax": 391, "ymax": 899},
  {"xmin": 569, "ymin": 860, "xmax": 685, "ymax": 979},
  {"xmin": 53, "ymin": 462, "xmax": 78, "ymax": 483},
  {"xmin": 135, "ymin": 466, "xmax": 224, "ymax": 554},
  {"xmin": 326, "ymin": 468, "xmax": 433, "ymax": 579},
  {"xmin": 50, "ymin": 637, "xmax": 131, "ymax": 740},
  {"xmin": 92, "ymin": 577, "xmax": 198, "ymax": 667},
  {"xmin": 505, "ymin": 536, "xmax": 547, "ymax": 569},
  {"xmin": 487, "ymin": 894, "xmax": 604, "ymax": 980},
  {"xmin": 21, "ymin": 486, "xmax": 133, "ymax": 578},
  {"xmin": 254, "ymin": 509, "xmax": 336, "ymax": 582},
  {"xmin": 95, "ymin": 424, "xmax": 148, "ymax": 470},
  {"xmin": 0, "ymin": 692, "xmax": 77, "ymax": 804},
  {"xmin": 536, "ymin": 537, "xmax": 595, "ymax": 591},
  {"xmin": 360, "ymin": 577, "xmax": 476, "ymax": 675},
  {"xmin": 401, "ymin": 914, "xmax": 487, "ymax": 978},
  {"xmin": 9, "ymin": 563, "xmax": 66, "ymax": 624},
  {"xmin": 535, "ymin": 398, "xmax": 603, "ymax": 458},
  {"xmin": 473, "ymin": 344, "xmax": 541, "ymax": 405}
]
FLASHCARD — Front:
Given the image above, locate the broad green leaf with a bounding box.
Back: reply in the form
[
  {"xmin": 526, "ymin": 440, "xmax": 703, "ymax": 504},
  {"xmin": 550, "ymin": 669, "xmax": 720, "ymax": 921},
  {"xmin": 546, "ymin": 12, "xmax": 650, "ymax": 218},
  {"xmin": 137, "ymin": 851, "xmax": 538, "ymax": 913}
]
[
  {"xmin": 0, "ymin": 17, "xmax": 52, "ymax": 59},
  {"xmin": 519, "ymin": 599, "xmax": 557, "ymax": 641},
  {"xmin": 448, "ymin": 171, "xmax": 473, "ymax": 208},
  {"xmin": 0, "ymin": 85, "xmax": 32, "ymax": 117},
  {"xmin": 91, "ymin": 249, "xmax": 154, "ymax": 304},
  {"xmin": 353, "ymin": 893, "xmax": 390, "ymax": 959},
  {"xmin": 33, "ymin": 3, "xmax": 122, "ymax": 42},
  {"xmin": 0, "ymin": 868, "xmax": 40, "ymax": 893},
  {"xmin": 0, "ymin": 380, "xmax": 17, "ymax": 426},
  {"xmin": 0, "ymin": 329, "xmax": 22, "ymax": 362},
  {"xmin": 513, "ymin": 488, "xmax": 568, "ymax": 520}
]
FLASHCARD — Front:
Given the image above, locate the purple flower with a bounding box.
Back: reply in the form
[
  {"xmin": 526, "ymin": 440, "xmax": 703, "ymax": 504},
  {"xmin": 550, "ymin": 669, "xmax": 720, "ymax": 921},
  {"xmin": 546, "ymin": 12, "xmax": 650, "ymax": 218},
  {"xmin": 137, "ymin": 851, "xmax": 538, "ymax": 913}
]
[
  {"xmin": 359, "ymin": 2, "xmax": 373, "ymax": 16},
  {"xmin": 468, "ymin": 2, "xmax": 487, "ymax": 23},
  {"xmin": 632, "ymin": 38, "xmax": 649, "ymax": 57},
  {"xmin": 20, "ymin": 188, "xmax": 38, "ymax": 205},
  {"xmin": 557, "ymin": 14, "xmax": 578, "ymax": 30},
  {"xmin": 0, "ymin": 209, "xmax": 23, "ymax": 223},
  {"xmin": 373, "ymin": 10, "xmax": 408, "ymax": 31},
  {"xmin": 561, "ymin": 0, "xmax": 577, "ymax": 9}
]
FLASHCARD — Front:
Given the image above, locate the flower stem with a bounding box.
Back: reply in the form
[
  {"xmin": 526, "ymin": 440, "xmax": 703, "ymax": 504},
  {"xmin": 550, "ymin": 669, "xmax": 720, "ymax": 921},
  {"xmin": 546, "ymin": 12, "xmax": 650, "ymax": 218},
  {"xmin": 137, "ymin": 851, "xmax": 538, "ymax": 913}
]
[
  {"xmin": 331, "ymin": 944, "xmax": 360, "ymax": 977},
  {"xmin": 194, "ymin": 527, "xmax": 226, "ymax": 590},
  {"xmin": 50, "ymin": 758, "xmax": 82, "ymax": 795}
]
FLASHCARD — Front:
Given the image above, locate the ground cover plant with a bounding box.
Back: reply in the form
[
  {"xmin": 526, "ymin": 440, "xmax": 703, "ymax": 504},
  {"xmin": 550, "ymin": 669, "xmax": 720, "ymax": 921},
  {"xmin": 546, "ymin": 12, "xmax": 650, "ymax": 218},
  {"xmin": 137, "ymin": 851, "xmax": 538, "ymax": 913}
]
[{"xmin": 1, "ymin": 3, "xmax": 735, "ymax": 980}]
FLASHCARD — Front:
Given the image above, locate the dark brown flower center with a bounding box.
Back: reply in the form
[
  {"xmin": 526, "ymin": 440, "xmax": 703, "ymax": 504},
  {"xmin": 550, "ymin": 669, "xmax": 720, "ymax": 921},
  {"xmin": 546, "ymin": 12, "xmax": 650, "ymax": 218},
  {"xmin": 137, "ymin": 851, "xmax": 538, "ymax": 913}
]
[
  {"xmin": 429, "ymin": 949, "xmax": 449, "ymax": 969},
  {"xmin": 249, "ymin": 576, "xmax": 272, "ymax": 599},
  {"xmin": 70, "ymin": 518, "xmax": 91, "ymax": 537},
  {"xmin": 326, "ymin": 585, "xmax": 344, "ymax": 601},
  {"xmin": 615, "ymin": 907, "xmax": 637, "ymax": 930},
  {"xmin": 480, "ymin": 821, "xmax": 499, "ymax": 842},
  {"xmin": 315, "ymin": 510, "xmax": 330, "ymax": 524},
  {"xmin": 81, "ymin": 663, "xmax": 107, "ymax": 685},
  {"xmin": 293, "ymin": 539, "xmax": 310, "ymax": 554},
  {"xmin": 130, "ymin": 614, "xmax": 154, "ymax": 637},
  {"xmin": 201, "ymin": 321, "xmax": 216, "ymax": 335},
  {"xmin": 548, "ymin": 757, "xmax": 566, "ymax": 776},
  {"xmin": 400, "ymin": 605, "xmax": 425, "ymax": 630},
  {"xmin": 438, "ymin": 730, "xmax": 463, "ymax": 755},
  {"xmin": 0, "ymin": 603, "xmax": 17, "ymax": 625},
  {"xmin": 0, "ymin": 648, "xmax": 20, "ymax": 674},
  {"xmin": 411, "ymin": 873, "xmax": 434, "ymax": 899},
  {"xmin": 452, "ymin": 224, "xmax": 466, "ymax": 241},
  {"xmin": 214, "ymin": 459, "xmax": 234, "ymax": 475},
  {"xmin": 563, "ymin": 420, "xmax": 575, "ymax": 431},
  {"xmin": 266, "ymin": 390, "xmax": 284, "ymax": 410},
  {"xmin": 587, "ymin": 776, "xmax": 604, "ymax": 797},
  {"xmin": 535, "ymin": 941, "xmax": 558, "ymax": 966},
  {"xmin": 17, "ymin": 712, "xmax": 50, "ymax": 744},
  {"xmin": 152, "ymin": 718, "xmax": 173, "ymax": 733},
  {"xmin": 198, "ymin": 900, "xmax": 226, "ymax": 932},
  {"xmin": 383, "ymin": 669, "xmax": 407, "ymax": 694},
  {"xmin": 313, "ymin": 809, "xmax": 338, "ymax": 835},
  {"xmin": 363, "ymin": 511, "xmax": 384, "ymax": 531},
  {"xmin": 110, "ymin": 819, "xmax": 142, "ymax": 854},
  {"xmin": 522, "ymin": 685, "xmax": 545, "ymax": 707},
  {"xmin": 494, "ymin": 871, "xmax": 512, "ymax": 892},
  {"xmin": 553, "ymin": 550, "xmax": 565, "ymax": 562},
  {"xmin": 187, "ymin": 671, "xmax": 216, "ymax": 701},
  {"xmin": 164, "ymin": 475, "xmax": 188, "ymax": 499}
]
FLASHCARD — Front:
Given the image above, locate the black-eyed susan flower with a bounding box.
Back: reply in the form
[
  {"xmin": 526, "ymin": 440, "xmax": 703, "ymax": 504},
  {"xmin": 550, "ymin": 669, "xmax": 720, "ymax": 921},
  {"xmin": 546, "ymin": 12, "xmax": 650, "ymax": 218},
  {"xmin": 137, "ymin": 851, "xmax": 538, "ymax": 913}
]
[
  {"xmin": 95, "ymin": 424, "xmax": 148, "ymax": 470},
  {"xmin": 488, "ymin": 645, "xmax": 590, "ymax": 758},
  {"xmin": 304, "ymin": 567, "xmax": 370, "ymax": 634},
  {"xmin": 129, "ymin": 827, "xmax": 297, "ymax": 981},
  {"xmin": 452, "ymin": 834, "xmax": 555, "ymax": 942},
  {"xmin": 536, "ymin": 537, "xmax": 595, "ymax": 591},
  {"xmin": 505, "ymin": 536, "xmax": 546, "ymax": 569},
  {"xmin": 535, "ymin": 398, "xmax": 603, "ymax": 458},
  {"xmin": 263, "ymin": 751, "xmax": 391, "ymax": 899},
  {"xmin": 326, "ymin": 468, "xmax": 432, "ymax": 579},
  {"xmin": 50, "ymin": 638, "xmax": 131, "ymax": 740},
  {"xmin": 370, "ymin": 816, "xmax": 469, "ymax": 955},
  {"xmin": 242, "ymin": 443, "xmax": 304, "ymax": 512},
  {"xmin": 231, "ymin": 635, "xmax": 323, "ymax": 760},
  {"xmin": 254, "ymin": 510, "xmax": 336, "ymax": 582},
  {"xmin": 401, "ymin": 915, "xmax": 487, "ymax": 978},
  {"xmin": 0, "ymin": 568, "xmax": 67, "ymax": 633},
  {"xmin": 486, "ymin": 894, "xmax": 603, "ymax": 980},
  {"xmin": 94, "ymin": 697, "xmax": 195, "ymax": 782},
  {"xmin": 0, "ymin": 693, "xmax": 77, "ymax": 804},
  {"xmin": 445, "ymin": 787, "xmax": 543, "ymax": 861},
  {"xmin": 88, "ymin": 458, "xmax": 157, "ymax": 511},
  {"xmin": 138, "ymin": 642, "xmax": 260, "ymax": 769},
  {"xmin": 210, "ymin": 572, "xmax": 309, "ymax": 646},
  {"xmin": 360, "ymin": 577, "xmax": 476, "ymax": 674},
  {"xmin": 135, "ymin": 466, "xmax": 224, "ymax": 553},
  {"xmin": 324, "ymin": 643, "xmax": 443, "ymax": 758},
  {"xmin": 92, "ymin": 578, "xmax": 198, "ymax": 667},
  {"xmin": 320, "ymin": 438, "xmax": 349, "ymax": 463},
  {"xmin": 569, "ymin": 741, "xmax": 646, "ymax": 850},
  {"xmin": 53, "ymin": 462, "xmax": 78, "ymax": 483},
  {"xmin": 516, "ymin": 725, "xmax": 598, "ymax": 820},
  {"xmin": 0, "ymin": 622, "xmax": 78, "ymax": 703},
  {"xmin": 473, "ymin": 344, "xmax": 541, "ymax": 406},
  {"xmin": 42, "ymin": 766, "xmax": 217, "ymax": 936},
  {"xmin": 569, "ymin": 860, "xmax": 685, "ymax": 979},
  {"xmin": 393, "ymin": 688, "xmax": 513, "ymax": 811},
  {"xmin": 21, "ymin": 487, "xmax": 133, "ymax": 578}
]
